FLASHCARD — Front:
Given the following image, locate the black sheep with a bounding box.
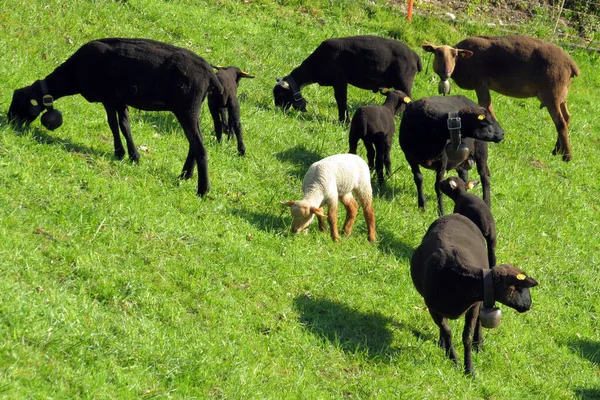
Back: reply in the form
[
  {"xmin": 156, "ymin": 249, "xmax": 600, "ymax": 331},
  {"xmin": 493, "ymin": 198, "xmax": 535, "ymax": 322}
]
[
  {"xmin": 273, "ymin": 35, "xmax": 422, "ymax": 122},
  {"xmin": 399, "ymin": 95, "xmax": 504, "ymax": 215},
  {"xmin": 440, "ymin": 177, "xmax": 497, "ymax": 268},
  {"xmin": 411, "ymin": 214, "xmax": 538, "ymax": 375},
  {"xmin": 348, "ymin": 88, "xmax": 411, "ymax": 185},
  {"xmin": 7, "ymin": 38, "xmax": 223, "ymax": 197},
  {"xmin": 208, "ymin": 65, "xmax": 254, "ymax": 156}
]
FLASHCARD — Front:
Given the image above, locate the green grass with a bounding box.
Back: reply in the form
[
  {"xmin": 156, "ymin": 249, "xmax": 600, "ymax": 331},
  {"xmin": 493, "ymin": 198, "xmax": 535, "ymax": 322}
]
[{"xmin": 1, "ymin": 0, "xmax": 599, "ymax": 398}]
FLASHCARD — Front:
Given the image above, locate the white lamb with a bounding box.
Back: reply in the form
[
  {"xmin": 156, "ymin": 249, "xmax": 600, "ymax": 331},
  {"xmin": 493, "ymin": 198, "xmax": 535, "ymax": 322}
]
[{"xmin": 281, "ymin": 154, "xmax": 376, "ymax": 242}]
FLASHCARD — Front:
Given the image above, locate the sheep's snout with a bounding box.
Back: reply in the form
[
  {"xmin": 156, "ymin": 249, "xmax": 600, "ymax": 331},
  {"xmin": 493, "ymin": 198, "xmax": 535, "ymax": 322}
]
[{"xmin": 438, "ymin": 79, "xmax": 451, "ymax": 95}]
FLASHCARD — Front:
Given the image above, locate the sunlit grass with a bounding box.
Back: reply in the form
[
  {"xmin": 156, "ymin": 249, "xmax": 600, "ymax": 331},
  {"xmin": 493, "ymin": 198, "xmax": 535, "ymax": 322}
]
[{"xmin": 0, "ymin": 0, "xmax": 599, "ymax": 398}]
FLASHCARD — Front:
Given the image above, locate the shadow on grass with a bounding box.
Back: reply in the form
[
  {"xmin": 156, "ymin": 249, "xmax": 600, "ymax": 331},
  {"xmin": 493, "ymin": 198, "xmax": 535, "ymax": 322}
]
[
  {"xmin": 575, "ymin": 388, "xmax": 600, "ymax": 400},
  {"xmin": 229, "ymin": 205, "xmax": 288, "ymax": 233},
  {"xmin": 376, "ymin": 227, "xmax": 414, "ymax": 262},
  {"xmin": 275, "ymin": 145, "xmax": 323, "ymax": 179},
  {"xmin": 8, "ymin": 118, "xmax": 110, "ymax": 159},
  {"xmin": 567, "ymin": 338, "xmax": 600, "ymax": 365},
  {"xmin": 294, "ymin": 294, "xmax": 399, "ymax": 359}
]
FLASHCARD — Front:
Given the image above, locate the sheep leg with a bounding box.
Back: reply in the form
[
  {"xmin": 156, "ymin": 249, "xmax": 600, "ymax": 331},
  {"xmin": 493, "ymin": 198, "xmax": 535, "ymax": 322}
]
[
  {"xmin": 474, "ymin": 143, "xmax": 491, "ymax": 208},
  {"xmin": 316, "ymin": 214, "xmax": 327, "ymax": 232},
  {"xmin": 357, "ymin": 195, "xmax": 376, "ymax": 243},
  {"xmin": 434, "ymin": 167, "xmax": 446, "ymax": 216},
  {"xmin": 462, "ymin": 304, "xmax": 480, "ymax": 376},
  {"xmin": 326, "ymin": 202, "xmax": 340, "ymax": 242},
  {"xmin": 487, "ymin": 235, "xmax": 497, "ymax": 268},
  {"xmin": 180, "ymin": 147, "xmax": 196, "ymax": 179},
  {"xmin": 222, "ymin": 109, "xmax": 231, "ymax": 139},
  {"xmin": 208, "ymin": 100, "xmax": 224, "ymax": 143},
  {"xmin": 228, "ymin": 101, "xmax": 246, "ymax": 156},
  {"xmin": 364, "ymin": 142, "xmax": 376, "ymax": 172},
  {"xmin": 475, "ymin": 86, "xmax": 497, "ymax": 120},
  {"xmin": 430, "ymin": 311, "xmax": 459, "ymax": 366},
  {"xmin": 103, "ymin": 104, "xmax": 127, "ymax": 160},
  {"xmin": 340, "ymin": 194, "xmax": 358, "ymax": 237},
  {"xmin": 333, "ymin": 84, "xmax": 349, "ymax": 123},
  {"xmin": 374, "ymin": 141, "xmax": 386, "ymax": 185},
  {"xmin": 407, "ymin": 159, "xmax": 426, "ymax": 210},
  {"xmin": 457, "ymin": 168, "xmax": 469, "ymax": 184},
  {"xmin": 473, "ymin": 315, "xmax": 483, "ymax": 352},
  {"xmin": 348, "ymin": 134, "xmax": 359, "ymax": 155},
  {"xmin": 546, "ymin": 98, "xmax": 572, "ymax": 161},
  {"xmin": 175, "ymin": 111, "xmax": 209, "ymax": 196},
  {"xmin": 116, "ymin": 105, "xmax": 140, "ymax": 163},
  {"xmin": 383, "ymin": 136, "xmax": 392, "ymax": 178}
]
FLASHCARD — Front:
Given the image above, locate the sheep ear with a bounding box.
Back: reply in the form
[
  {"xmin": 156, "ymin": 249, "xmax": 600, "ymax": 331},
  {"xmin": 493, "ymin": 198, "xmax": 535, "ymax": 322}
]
[
  {"xmin": 422, "ymin": 43, "xmax": 437, "ymax": 53},
  {"xmin": 241, "ymin": 71, "xmax": 255, "ymax": 79},
  {"xmin": 515, "ymin": 273, "xmax": 538, "ymax": 288},
  {"xmin": 310, "ymin": 207, "xmax": 326, "ymax": 217},
  {"xmin": 280, "ymin": 200, "xmax": 295, "ymax": 207},
  {"xmin": 458, "ymin": 49, "xmax": 474, "ymax": 58},
  {"xmin": 466, "ymin": 180, "xmax": 479, "ymax": 190}
]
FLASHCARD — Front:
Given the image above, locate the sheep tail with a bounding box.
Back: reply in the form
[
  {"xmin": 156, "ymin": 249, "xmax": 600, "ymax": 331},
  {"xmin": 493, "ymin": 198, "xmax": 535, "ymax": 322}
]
[
  {"xmin": 417, "ymin": 56, "xmax": 423, "ymax": 73},
  {"xmin": 570, "ymin": 60, "xmax": 580, "ymax": 78},
  {"xmin": 209, "ymin": 71, "xmax": 224, "ymax": 94}
]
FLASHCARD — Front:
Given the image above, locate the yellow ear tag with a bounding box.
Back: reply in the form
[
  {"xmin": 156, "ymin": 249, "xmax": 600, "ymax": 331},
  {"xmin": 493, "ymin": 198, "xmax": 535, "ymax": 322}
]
[
  {"xmin": 517, "ymin": 273, "xmax": 526, "ymax": 280},
  {"xmin": 404, "ymin": 96, "xmax": 411, "ymax": 103},
  {"xmin": 381, "ymin": 88, "xmax": 389, "ymax": 93},
  {"xmin": 478, "ymin": 114, "xmax": 485, "ymax": 120},
  {"xmin": 30, "ymin": 99, "xmax": 38, "ymax": 106}
]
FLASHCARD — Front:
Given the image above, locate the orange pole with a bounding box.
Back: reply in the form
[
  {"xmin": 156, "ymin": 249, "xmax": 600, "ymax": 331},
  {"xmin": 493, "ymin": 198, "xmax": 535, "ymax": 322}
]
[{"xmin": 407, "ymin": 0, "xmax": 414, "ymax": 21}]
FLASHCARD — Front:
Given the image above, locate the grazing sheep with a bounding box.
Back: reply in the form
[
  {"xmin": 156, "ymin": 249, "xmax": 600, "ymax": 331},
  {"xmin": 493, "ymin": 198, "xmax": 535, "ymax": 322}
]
[
  {"xmin": 7, "ymin": 38, "xmax": 223, "ymax": 196},
  {"xmin": 423, "ymin": 34, "xmax": 579, "ymax": 161},
  {"xmin": 399, "ymin": 95, "xmax": 504, "ymax": 215},
  {"xmin": 348, "ymin": 88, "xmax": 412, "ymax": 185},
  {"xmin": 440, "ymin": 177, "xmax": 496, "ymax": 268},
  {"xmin": 281, "ymin": 154, "xmax": 376, "ymax": 242},
  {"xmin": 208, "ymin": 65, "xmax": 254, "ymax": 156},
  {"xmin": 411, "ymin": 213, "xmax": 538, "ymax": 375},
  {"xmin": 273, "ymin": 35, "xmax": 422, "ymax": 122}
]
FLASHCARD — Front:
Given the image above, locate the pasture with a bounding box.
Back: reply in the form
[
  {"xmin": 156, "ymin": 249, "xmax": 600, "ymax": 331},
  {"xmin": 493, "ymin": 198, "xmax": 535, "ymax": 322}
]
[{"xmin": 0, "ymin": 0, "xmax": 598, "ymax": 398}]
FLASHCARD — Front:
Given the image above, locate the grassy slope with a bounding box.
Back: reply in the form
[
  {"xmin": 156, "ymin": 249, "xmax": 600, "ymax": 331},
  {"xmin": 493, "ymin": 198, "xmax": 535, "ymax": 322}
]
[{"xmin": 0, "ymin": 0, "xmax": 599, "ymax": 398}]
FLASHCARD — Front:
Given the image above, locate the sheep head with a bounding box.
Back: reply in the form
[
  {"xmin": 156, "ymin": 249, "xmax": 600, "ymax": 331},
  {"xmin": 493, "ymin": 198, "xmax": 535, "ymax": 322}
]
[
  {"xmin": 213, "ymin": 65, "xmax": 255, "ymax": 84},
  {"xmin": 273, "ymin": 78, "xmax": 307, "ymax": 112},
  {"xmin": 8, "ymin": 85, "xmax": 45, "ymax": 126},
  {"xmin": 458, "ymin": 106, "xmax": 504, "ymax": 143},
  {"xmin": 280, "ymin": 200, "xmax": 325, "ymax": 233},
  {"xmin": 422, "ymin": 43, "xmax": 473, "ymax": 93},
  {"xmin": 440, "ymin": 177, "xmax": 479, "ymax": 200},
  {"xmin": 379, "ymin": 88, "xmax": 412, "ymax": 115},
  {"xmin": 491, "ymin": 264, "xmax": 538, "ymax": 313},
  {"xmin": 8, "ymin": 83, "xmax": 63, "ymax": 130}
]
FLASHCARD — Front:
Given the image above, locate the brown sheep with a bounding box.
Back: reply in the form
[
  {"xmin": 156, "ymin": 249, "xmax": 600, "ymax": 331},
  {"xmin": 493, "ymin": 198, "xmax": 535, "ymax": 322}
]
[{"xmin": 423, "ymin": 34, "xmax": 579, "ymax": 161}]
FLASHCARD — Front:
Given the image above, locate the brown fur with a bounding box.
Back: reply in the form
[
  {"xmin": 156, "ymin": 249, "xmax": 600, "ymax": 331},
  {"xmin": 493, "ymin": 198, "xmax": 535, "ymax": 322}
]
[
  {"xmin": 411, "ymin": 214, "xmax": 538, "ymax": 375},
  {"xmin": 423, "ymin": 34, "xmax": 579, "ymax": 161}
]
